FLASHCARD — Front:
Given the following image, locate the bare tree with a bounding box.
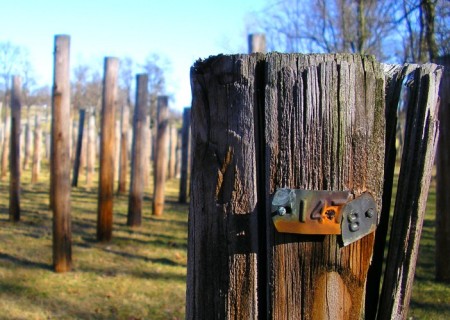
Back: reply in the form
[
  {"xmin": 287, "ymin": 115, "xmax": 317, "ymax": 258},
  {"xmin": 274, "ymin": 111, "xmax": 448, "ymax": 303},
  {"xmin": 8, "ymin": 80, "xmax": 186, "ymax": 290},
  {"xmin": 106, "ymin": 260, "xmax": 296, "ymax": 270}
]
[
  {"xmin": 256, "ymin": 0, "xmax": 397, "ymax": 58},
  {"xmin": 0, "ymin": 41, "xmax": 29, "ymax": 113}
]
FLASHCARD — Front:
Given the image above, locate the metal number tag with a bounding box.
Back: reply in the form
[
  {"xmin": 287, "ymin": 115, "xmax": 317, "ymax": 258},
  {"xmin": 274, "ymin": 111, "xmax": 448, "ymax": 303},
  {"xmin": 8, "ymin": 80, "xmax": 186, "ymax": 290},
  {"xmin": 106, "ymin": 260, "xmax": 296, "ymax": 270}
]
[{"xmin": 271, "ymin": 188, "xmax": 377, "ymax": 246}]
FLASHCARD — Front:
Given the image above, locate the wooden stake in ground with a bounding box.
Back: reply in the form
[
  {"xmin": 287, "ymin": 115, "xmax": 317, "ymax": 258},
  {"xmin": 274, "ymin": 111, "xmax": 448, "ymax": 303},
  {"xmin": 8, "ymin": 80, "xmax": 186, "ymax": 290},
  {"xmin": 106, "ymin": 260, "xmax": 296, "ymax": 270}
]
[
  {"xmin": 86, "ymin": 111, "xmax": 96, "ymax": 186},
  {"xmin": 435, "ymin": 55, "xmax": 450, "ymax": 283},
  {"xmin": 377, "ymin": 64, "xmax": 441, "ymax": 320},
  {"xmin": 152, "ymin": 96, "xmax": 169, "ymax": 216},
  {"xmin": 9, "ymin": 76, "xmax": 22, "ymax": 222},
  {"xmin": 187, "ymin": 54, "xmax": 386, "ymax": 319},
  {"xmin": 97, "ymin": 57, "xmax": 119, "ymax": 242},
  {"xmin": 23, "ymin": 121, "xmax": 32, "ymax": 170},
  {"xmin": 71, "ymin": 109, "xmax": 85, "ymax": 187},
  {"xmin": 31, "ymin": 114, "xmax": 42, "ymax": 184},
  {"xmin": 1, "ymin": 109, "xmax": 10, "ymax": 180},
  {"xmin": 168, "ymin": 125, "xmax": 177, "ymax": 179},
  {"xmin": 51, "ymin": 35, "xmax": 72, "ymax": 272},
  {"xmin": 178, "ymin": 107, "xmax": 190, "ymax": 204},
  {"xmin": 118, "ymin": 104, "xmax": 129, "ymax": 193},
  {"xmin": 127, "ymin": 74, "xmax": 148, "ymax": 227}
]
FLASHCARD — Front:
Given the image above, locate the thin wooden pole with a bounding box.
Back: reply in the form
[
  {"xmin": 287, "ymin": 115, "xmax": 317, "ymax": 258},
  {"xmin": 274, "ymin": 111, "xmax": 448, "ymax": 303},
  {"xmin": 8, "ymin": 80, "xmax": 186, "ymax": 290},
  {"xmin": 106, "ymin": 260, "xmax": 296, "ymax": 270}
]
[
  {"xmin": 117, "ymin": 104, "xmax": 129, "ymax": 193},
  {"xmin": 23, "ymin": 121, "xmax": 32, "ymax": 170},
  {"xmin": 97, "ymin": 57, "xmax": 119, "ymax": 242},
  {"xmin": 152, "ymin": 96, "xmax": 169, "ymax": 216},
  {"xmin": 9, "ymin": 75, "xmax": 22, "ymax": 222},
  {"xmin": 127, "ymin": 74, "xmax": 148, "ymax": 226},
  {"xmin": 71, "ymin": 109, "xmax": 85, "ymax": 187},
  {"xmin": 31, "ymin": 114, "xmax": 42, "ymax": 184},
  {"xmin": 175, "ymin": 128, "xmax": 182, "ymax": 178},
  {"xmin": 1, "ymin": 108, "xmax": 10, "ymax": 180},
  {"xmin": 168, "ymin": 125, "xmax": 177, "ymax": 179},
  {"xmin": 86, "ymin": 112, "xmax": 96, "ymax": 186},
  {"xmin": 179, "ymin": 107, "xmax": 190, "ymax": 203},
  {"xmin": 51, "ymin": 35, "xmax": 72, "ymax": 273},
  {"xmin": 114, "ymin": 119, "xmax": 120, "ymax": 181}
]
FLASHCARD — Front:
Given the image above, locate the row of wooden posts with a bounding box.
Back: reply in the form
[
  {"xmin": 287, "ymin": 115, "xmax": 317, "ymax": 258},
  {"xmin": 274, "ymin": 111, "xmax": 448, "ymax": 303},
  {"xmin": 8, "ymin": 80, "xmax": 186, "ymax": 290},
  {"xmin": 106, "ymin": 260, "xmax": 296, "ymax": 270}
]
[{"xmin": 5, "ymin": 35, "xmax": 191, "ymax": 273}]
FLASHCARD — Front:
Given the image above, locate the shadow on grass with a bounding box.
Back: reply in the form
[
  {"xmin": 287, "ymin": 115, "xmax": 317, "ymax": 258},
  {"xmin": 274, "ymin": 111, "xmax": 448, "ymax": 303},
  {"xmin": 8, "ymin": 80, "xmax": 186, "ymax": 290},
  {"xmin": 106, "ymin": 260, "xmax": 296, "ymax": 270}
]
[{"xmin": 0, "ymin": 252, "xmax": 52, "ymax": 270}]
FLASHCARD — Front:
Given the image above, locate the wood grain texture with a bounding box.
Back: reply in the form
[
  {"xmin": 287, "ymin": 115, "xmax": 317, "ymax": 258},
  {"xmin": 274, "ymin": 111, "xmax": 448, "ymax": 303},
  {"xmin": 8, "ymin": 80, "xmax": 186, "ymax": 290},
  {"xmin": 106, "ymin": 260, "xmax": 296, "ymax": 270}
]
[
  {"xmin": 71, "ymin": 109, "xmax": 85, "ymax": 187},
  {"xmin": 378, "ymin": 64, "xmax": 442, "ymax": 319},
  {"xmin": 31, "ymin": 114, "xmax": 42, "ymax": 184},
  {"xmin": 435, "ymin": 55, "xmax": 450, "ymax": 283},
  {"xmin": 127, "ymin": 74, "xmax": 148, "ymax": 227},
  {"xmin": 264, "ymin": 54, "xmax": 385, "ymax": 319},
  {"xmin": 97, "ymin": 57, "xmax": 119, "ymax": 242},
  {"xmin": 187, "ymin": 53, "xmax": 386, "ymax": 319},
  {"xmin": 51, "ymin": 35, "xmax": 72, "ymax": 272}
]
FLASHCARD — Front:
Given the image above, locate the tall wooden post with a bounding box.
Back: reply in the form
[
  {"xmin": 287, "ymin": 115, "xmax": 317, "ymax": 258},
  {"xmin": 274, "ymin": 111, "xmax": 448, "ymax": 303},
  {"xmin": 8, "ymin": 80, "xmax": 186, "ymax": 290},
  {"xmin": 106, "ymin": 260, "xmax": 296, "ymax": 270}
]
[
  {"xmin": 248, "ymin": 33, "xmax": 266, "ymax": 53},
  {"xmin": 23, "ymin": 121, "xmax": 32, "ymax": 170},
  {"xmin": 86, "ymin": 111, "xmax": 96, "ymax": 186},
  {"xmin": 118, "ymin": 104, "xmax": 129, "ymax": 193},
  {"xmin": 175, "ymin": 129, "xmax": 182, "ymax": 178},
  {"xmin": 71, "ymin": 109, "xmax": 85, "ymax": 187},
  {"xmin": 168, "ymin": 125, "xmax": 177, "ymax": 179},
  {"xmin": 143, "ymin": 116, "xmax": 151, "ymax": 189},
  {"xmin": 127, "ymin": 74, "xmax": 148, "ymax": 226},
  {"xmin": 187, "ymin": 54, "xmax": 385, "ymax": 319},
  {"xmin": 9, "ymin": 76, "xmax": 22, "ymax": 222},
  {"xmin": 435, "ymin": 55, "xmax": 450, "ymax": 283},
  {"xmin": 1, "ymin": 109, "xmax": 10, "ymax": 180},
  {"xmin": 51, "ymin": 35, "xmax": 72, "ymax": 273},
  {"xmin": 31, "ymin": 114, "xmax": 42, "ymax": 184},
  {"xmin": 179, "ymin": 107, "xmax": 190, "ymax": 203},
  {"xmin": 97, "ymin": 57, "xmax": 119, "ymax": 242},
  {"xmin": 152, "ymin": 96, "xmax": 169, "ymax": 216}
]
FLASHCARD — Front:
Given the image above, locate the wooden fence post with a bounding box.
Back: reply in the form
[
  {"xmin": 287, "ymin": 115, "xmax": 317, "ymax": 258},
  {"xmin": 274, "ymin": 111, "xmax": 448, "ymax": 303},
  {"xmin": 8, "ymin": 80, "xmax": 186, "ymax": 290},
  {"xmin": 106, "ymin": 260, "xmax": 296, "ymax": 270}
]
[
  {"xmin": 51, "ymin": 35, "xmax": 72, "ymax": 272},
  {"xmin": 248, "ymin": 33, "xmax": 266, "ymax": 53},
  {"xmin": 168, "ymin": 125, "xmax": 177, "ymax": 179},
  {"xmin": 118, "ymin": 104, "xmax": 129, "ymax": 193},
  {"xmin": 23, "ymin": 121, "xmax": 32, "ymax": 170},
  {"xmin": 175, "ymin": 129, "xmax": 182, "ymax": 178},
  {"xmin": 1, "ymin": 109, "xmax": 10, "ymax": 180},
  {"xmin": 71, "ymin": 108, "xmax": 85, "ymax": 187},
  {"xmin": 435, "ymin": 55, "xmax": 450, "ymax": 283},
  {"xmin": 31, "ymin": 114, "xmax": 42, "ymax": 184},
  {"xmin": 9, "ymin": 75, "xmax": 22, "ymax": 222},
  {"xmin": 86, "ymin": 111, "xmax": 96, "ymax": 186},
  {"xmin": 97, "ymin": 57, "xmax": 119, "ymax": 242},
  {"xmin": 152, "ymin": 95, "xmax": 169, "ymax": 216},
  {"xmin": 187, "ymin": 54, "xmax": 386, "ymax": 319},
  {"xmin": 127, "ymin": 74, "xmax": 148, "ymax": 226},
  {"xmin": 178, "ymin": 107, "xmax": 190, "ymax": 203},
  {"xmin": 377, "ymin": 64, "xmax": 441, "ymax": 319}
]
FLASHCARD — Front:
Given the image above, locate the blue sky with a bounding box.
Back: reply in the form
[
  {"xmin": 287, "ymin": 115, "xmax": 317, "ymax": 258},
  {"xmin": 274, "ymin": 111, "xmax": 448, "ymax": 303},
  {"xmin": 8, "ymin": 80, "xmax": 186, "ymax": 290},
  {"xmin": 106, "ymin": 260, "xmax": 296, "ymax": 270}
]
[{"xmin": 0, "ymin": 0, "xmax": 267, "ymax": 110}]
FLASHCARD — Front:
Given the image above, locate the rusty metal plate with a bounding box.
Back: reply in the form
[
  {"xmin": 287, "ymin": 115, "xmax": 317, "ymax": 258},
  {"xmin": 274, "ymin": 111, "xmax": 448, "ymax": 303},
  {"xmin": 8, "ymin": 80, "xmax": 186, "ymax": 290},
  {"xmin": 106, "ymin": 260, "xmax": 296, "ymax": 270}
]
[
  {"xmin": 340, "ymin": 193, "xmax": 378, "ymax": 246},
  {"xmin": 271, "ymin": 189, "xmax": 351, "ymax": 235}
]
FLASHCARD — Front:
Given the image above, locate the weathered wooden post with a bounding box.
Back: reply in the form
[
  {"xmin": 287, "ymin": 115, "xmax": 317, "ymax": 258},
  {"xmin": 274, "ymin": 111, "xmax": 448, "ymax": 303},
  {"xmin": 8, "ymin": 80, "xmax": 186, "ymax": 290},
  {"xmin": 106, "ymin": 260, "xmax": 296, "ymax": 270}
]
[
  {"xmin": 97, "ymin": 57, "xmax": 119, "ymax": 242},
  {"xmin": 435, "ymin": 55, "xmax": 450, "ymax": 283},
  {"xmin": 175, "ymin": 129, "xmax": 182, "ymax": 178},
  {"xmin": 152, "ymin": 95, "xmax": 169, "ymax": 216},
  {"xmin": 168, "ymin": 125, "xmax": 177, "ymax": 179},
  {"xmin": 377, "ymin": 64, "xmax": 441, "ymax": 319},
  {"xmin": 179, "ymin": 107, "xmax": 190, "ymax": 203},
  {"xmin": 127, "ymin": 74, "xmax": 148, "ymax": 226},
  {"xmin": 23, "ymin": 121, "xmax": 32, "ymax": 170},
  {"xmin": 9, "ymin": 75, "xmax": 22, "ymax": 222},
  {"xmin": 71, "ymin": 108, "xmax": 85, "ymax": 187},
  {"xmin": 248, "ymin": 33, "xmax": 266, "ymax": 53},
  {"xmin": 143, "ymin": 115, "xmax": 151, "ymax": 189},
  {"xmin": 118, "ymin": 104, "xmax": 129, "ymax": 193},
  {"xmin": 51, "ymin": 35, "xmax": 72, "ymax": 272},
  {"xmin": 31, "ymin": 114, "xmax": 42, "ymax": 184},
  {"xmin": 86, "ymin": 111, "xmax": 96, "ymax": 186},
  {"xmin": 186, "ymin": 54, "xmax": 385, "ymax": 319},
  {"xmin": 1, "ymin": 109, "xmax": 10, "ymax": 180}
]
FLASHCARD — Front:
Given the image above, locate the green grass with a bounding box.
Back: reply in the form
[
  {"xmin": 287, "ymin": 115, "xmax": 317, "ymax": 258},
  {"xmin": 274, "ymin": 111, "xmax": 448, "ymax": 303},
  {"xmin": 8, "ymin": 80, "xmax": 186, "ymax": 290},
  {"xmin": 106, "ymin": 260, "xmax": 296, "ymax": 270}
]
[
  {"xmin": 0, "ymin": 163, "xmax": 187, "ymax": 319},
  {"xmin": 408, "ymin": 176, "xmax": 450, "ymax": 319},
  {"xmin": 0, "ymin": 161, "xmax": 448, "ymax": 319}
]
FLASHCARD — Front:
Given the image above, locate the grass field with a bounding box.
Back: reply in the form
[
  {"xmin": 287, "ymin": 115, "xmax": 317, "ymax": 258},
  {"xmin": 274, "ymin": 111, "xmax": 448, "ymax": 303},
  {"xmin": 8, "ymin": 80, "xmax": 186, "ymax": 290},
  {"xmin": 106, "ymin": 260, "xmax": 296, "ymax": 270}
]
[{"xmin": 0, "ymin": 163, "xmax": 448, "ymax": 319}]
